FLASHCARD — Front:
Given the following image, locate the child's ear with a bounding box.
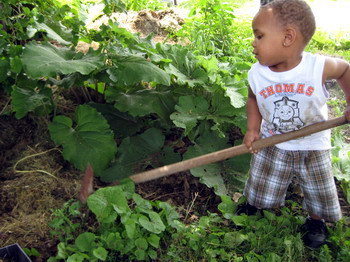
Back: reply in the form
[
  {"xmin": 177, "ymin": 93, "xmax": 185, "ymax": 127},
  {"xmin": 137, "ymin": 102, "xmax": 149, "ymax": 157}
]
[{"xmin": 283, "ymin": 27, "xmax": 297, "ymax": 46}]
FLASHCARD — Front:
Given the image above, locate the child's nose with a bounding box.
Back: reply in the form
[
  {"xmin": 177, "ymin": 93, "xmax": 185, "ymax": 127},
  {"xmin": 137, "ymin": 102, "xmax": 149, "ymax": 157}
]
[{"xmin": 252, "ymin": 39, "xmax": 256, "ymax": 47}]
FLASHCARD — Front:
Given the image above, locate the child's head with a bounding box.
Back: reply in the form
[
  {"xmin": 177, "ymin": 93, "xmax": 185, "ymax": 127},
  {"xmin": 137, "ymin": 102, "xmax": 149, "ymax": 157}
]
[
  {"xmin": 251, "ymin": 0, "xmax": 316, "ymax": 70},
  {"xmin": 263, "ymin": 0, "xmax": 316, "ymax": 45}
]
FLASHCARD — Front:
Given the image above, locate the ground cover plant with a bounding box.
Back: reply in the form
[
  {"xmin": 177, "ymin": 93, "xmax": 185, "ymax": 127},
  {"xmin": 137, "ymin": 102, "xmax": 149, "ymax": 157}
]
[{"xmin": 0, "ymin": 0, "xmax": 350, "ymax": 261}]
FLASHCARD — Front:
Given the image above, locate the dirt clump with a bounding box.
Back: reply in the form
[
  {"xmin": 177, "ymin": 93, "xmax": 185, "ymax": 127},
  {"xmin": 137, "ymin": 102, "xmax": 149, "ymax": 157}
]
[{"xmin": 88, "ymin": 8, "xmax": 186, "ymax": 39}]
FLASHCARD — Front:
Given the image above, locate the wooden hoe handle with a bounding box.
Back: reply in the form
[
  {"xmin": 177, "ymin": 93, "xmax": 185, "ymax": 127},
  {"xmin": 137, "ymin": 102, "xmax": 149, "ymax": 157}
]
[{"xmin": 130, "ymin": 116, "xmax": 348, "ymax": 184}]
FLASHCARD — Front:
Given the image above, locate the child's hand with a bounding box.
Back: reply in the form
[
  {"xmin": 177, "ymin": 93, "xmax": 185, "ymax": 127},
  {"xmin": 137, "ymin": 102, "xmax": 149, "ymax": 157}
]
[{"xmin": 243, "ymin": 130, "xmax": 261, "ymax": 154}]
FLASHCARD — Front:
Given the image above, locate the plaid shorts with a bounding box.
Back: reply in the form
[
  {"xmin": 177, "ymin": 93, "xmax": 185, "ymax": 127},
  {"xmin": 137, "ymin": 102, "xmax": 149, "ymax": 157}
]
[{"xmin": 243, "ymin": 146, "xmax": 342, "ymax": 222}]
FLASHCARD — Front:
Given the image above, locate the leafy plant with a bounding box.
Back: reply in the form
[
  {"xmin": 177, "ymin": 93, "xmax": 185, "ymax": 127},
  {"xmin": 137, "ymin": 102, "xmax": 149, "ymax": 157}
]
[
  {"xmin": 49, "ymin": 200, "xmax": 84, "ymax": 243},
  {"xmin": 176, "ymin": 0, "xmax": 236, "ymax": 56},
  {"xmin": 332, "ymin": 130, "xmax": 350, "ymax": 204},
  {"xmin": 48, "ymin": 104, "xmax": 117, "ymax": 175},
  {"xmin": 49, "ymin": 180, "xmax": 182, "ymax": 261},
  {"xmin": 165, "ymin": 197, "xmax": 306, "ymax": 262}
]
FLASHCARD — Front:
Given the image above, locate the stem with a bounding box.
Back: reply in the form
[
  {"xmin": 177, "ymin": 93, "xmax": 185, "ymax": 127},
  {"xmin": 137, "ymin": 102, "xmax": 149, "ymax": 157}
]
[{"xmin": 13, "ymin": 148, "xmax": 62, "ymax": 180}]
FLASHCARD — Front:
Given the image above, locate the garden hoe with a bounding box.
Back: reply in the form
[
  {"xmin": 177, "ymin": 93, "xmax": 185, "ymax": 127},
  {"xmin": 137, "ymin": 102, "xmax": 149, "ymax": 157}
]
[{"xmin": 79, "ymin": 116, "xmax": 348, "ymax": 203}]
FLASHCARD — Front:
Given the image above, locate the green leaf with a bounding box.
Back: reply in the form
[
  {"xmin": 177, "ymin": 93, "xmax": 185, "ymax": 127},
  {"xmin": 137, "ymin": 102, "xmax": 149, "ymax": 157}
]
[
  {"xmin": 93, "ymin": 247, "xmax": 108, "ymax": 261},
  {"xmin": 138, "ymin": 212, "xmax": 166, "ymax": 234},
  {"xmin": 107, "ymin": 55, "xmax": 170, "ymax": 86},
  {"xmin": 21, "ymin": 42, "xmax": 104, "ymax": 78},
  {"xmin": 184, "ymin": 130, "xmax": 229, "ymax": 195},
  {"xmin": 157, "ymin": 202, "xmax": 181, "ymax": 228},
  {"xmin": 101, "ymin": 128, "xmax": 165, "ymax": 182},
  {"xmin": 66, "ymin": 254, "xmax": 85, "ymax": 262},
  {"xmin": 75, "ymin": 232, "xmax": 96, "ymax": 252},
  {"xmin": 134, "ymin": 249, "xmax": 146, "ymax": 261},
  {"xmin": 28, "ymin": 21, "xmax": 73, "ymax": 45},
  {"xmin": 218, "ymin": 195, "xmax": 237, "ymax": 219},
  {"xmin": 0, "ymin": 59, "xmax": 9, "ymax": 82},
  {"xmin": 133, "ymin": 193, "xmax": 153, "ymax": 211},
  {"xmin": 135, "ymin": 237, "xmax": 148, "ymax": 250},
  {"xmin": 88, "ymin": 103, "xmax": 143, "ymax": 139},
  {"xmin": 49, "ymin": 104, "xmax": 117, "ymax": 175},
  {"xmin": 224, "ymin": 77, "xmax": 247, "ymax": 108},
  {"xmin": 224, "ymin": 232, "xmax": 248, "ymax": 248},
  {"xmin": 87, "ymin": 186, "xmax": 129, "ymax": 223},
  {"xmin": 147, "ymin": 234, "xmax": 160, "ymax": 248},
  {"xmin": 148, "ymin": 249, "xmax": 157, "ymax": 260},
  {"xmin": 10, "ymin": 56, "xmax": 22, "ymax": 74},
  {"xmin": 157, "ymin": 44, "xmax": 209, "ymax": 88},
  {"xmin": 105, "ymin": 89, "xmax": 176, "ymax": 122},
  {"xmin": 124, "ymin": 217, "xmax": 137, "ymax": 239},
  {"xmin": 170, "ymin": 95, "xmax": 209, "ymax": 135},
  {"xmin": 11, "ymin": 86, "xmax": 53, "ymax": 119}
]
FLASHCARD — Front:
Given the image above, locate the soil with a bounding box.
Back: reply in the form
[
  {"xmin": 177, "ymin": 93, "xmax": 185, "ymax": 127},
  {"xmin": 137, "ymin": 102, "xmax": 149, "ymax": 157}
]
[{"xmin": 0, "ymin": 7, "xmax": 350, "ymax": 262}]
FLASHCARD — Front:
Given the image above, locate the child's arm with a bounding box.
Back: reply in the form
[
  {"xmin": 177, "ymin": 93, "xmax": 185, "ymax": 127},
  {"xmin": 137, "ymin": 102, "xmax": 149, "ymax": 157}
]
[
  {"xmin": 323, "ymin": 57, "xmax": 350, "ymax": 122},
  {"xmin": 243, "ymin": 87, "xmax": 262, "ymax": 153}
]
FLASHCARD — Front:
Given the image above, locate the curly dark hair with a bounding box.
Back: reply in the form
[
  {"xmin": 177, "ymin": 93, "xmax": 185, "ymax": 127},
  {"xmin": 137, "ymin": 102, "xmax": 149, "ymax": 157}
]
[{"xmin": 262, "ymin": 0, "xmax": 316, "ymax": 45}]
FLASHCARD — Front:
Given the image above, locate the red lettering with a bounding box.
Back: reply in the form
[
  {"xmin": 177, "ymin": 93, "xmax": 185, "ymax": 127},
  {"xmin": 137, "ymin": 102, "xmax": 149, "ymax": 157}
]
[
  {"xmin": 266, "ymin": 86, "xmax": 275, "ymax": 96},
  {"xmin": 296, "ymin": 84, "xmax": 305, "ymax": 94},
  {"xmin": 275, "ymin": 84, "xmax": 282, "ymax": 93},
  {"xmin": 305, "ymin": 86, "xmax": 314, "ymax": 96},
  {"xmin": 259, "ymin": 89, "xmax": 268, "ymax": 98},
  {"xmin": 283, "ymin": 83, "xmax": 294, "ymax": 93}
]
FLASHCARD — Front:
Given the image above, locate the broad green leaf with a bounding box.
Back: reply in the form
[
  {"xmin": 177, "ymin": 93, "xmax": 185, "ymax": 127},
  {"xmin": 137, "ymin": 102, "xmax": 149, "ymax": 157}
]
[
  {"xmin": 124, "ymin": 217, "xmax": 137, "ymax": 239},
  {"xmin": 105, "ymin": 89, "xmax": 176, "ymax": 123},
  {"xmin": 332, "ymin": 132, "xmax": 350, "ymax": 203},
  {"xmin": 218, "ymin": 195, "xmax": 236, "ymax": 219},
  {"xmin": 104, "ymin": 232, "xmax": 123, "ymax": 251},
  {"xmin": 11, "ymin": 86, "xmax": 53, "ymax": 119},
  {"xmin": 133, "ymin": 193, "xmax": 153, "ymax": 211},
  {"xmin": 231, "ymin": 216, "xmax": 247, "ymax": 227},
  {"xmin": 87, "ymin": 192, "xmax": 117, "ymax": 223},
  {"xmin": 224, "ymin": 232, "xmax": 248, "ymax": 248},
  {"xmin": 93, "ymin": 247, "xmax": 108, "ymax": 261},
  {"xmin": 134, "ymin": 249, "xmax": 146, "ymax": 261},
  {"xmin": 157, "ymin": 202, "xmax": 181, "ymax": 228},
  {"xmin": 225, "ymin": 87, "xmax": 245, "ymax": 108},
  {"xmin": 27, "ymin": 21, "xmax": 73, "ymax": 45},
  {"xmin": 107, "ymin": 55, "xmax": 170, "ymax": 86},
  {"xmin": 148, "ymin": 249, "xmax": 157, "ymax": 260},
  {"xmin": 158, "ymin": 146, "xmax": 182, "ymax": 166},
  {"xmin": 88, "ymin": 102, "xmax": 143, "ymax": 139},
  {"xmin": 147, "ymin": 234, "xmax": 160, "ymax": 248},
  {"xmin": 75, "ymin": 232, "xmax": 96, "ymax": 252},
  {"xmin": 138, "ymin": 212, "xmax": 166, "ymax": 234},
  {"xmin": 135, "ymin": 237, "xmax": 148, "ymax": 250},
  {"xmin": 224, "ymin": 77, "xmax": 247, "ymax": 108},
  {"xmin": 66, "ymin": 254, "xmax": 85, "ymax": 262},
  {"xmin": 209, "ymin": 91, "xmax": 246, "ymax": 137},
  {"xmin": 183, "ymin": 130, "xmax": 230, "ymax": 195},
  {"xmin": 101, "ymin": 128, "xmax": 165, "ymax": 182},
  {"xmin": 49, "ymin": 73, "xmax": 86, "ymax": 89},
  {"xmin": 166, "ymin": 63, "xmax": 208, "ymax": 88},
  {"xmin": 0, "ymin": 59, "xmax": 9, "ymax": 82},
  {"xmin": 156, "ymin": 44, "xmax": 209, "ymax": 88},
  {"xmin": 48, "ymin": 104, "xmax": 116, "ymax": 175},
  {"xmin": 221, "ymin": 156, "xmax": 250, "ymax": 193},
  {"xmin": 87, "ymin": 186, "xmax": 128, "ymax": 223},
  {"xmin": 170, "ymin": 95, "xmax": 209, "ymax": 135},
  {"xmin": 21, "ymin": 42, "xmax": 104, "ymax": 78},
  {"xmin": 10, "ymin": 56, "xmax": 22, "ymax": 74}
]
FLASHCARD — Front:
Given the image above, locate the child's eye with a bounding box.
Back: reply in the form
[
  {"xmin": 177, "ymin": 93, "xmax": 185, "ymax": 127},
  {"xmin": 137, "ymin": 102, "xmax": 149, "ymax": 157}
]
[{"xmin": 256, "ymin": 35, "xmax": 263, "ymax": 40}]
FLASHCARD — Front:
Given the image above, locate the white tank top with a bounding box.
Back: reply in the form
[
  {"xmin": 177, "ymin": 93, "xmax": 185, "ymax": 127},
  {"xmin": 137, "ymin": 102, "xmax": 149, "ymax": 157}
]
[{"xmin": 248, "ymin": 52, "xmax": 331, "ymax": 150}]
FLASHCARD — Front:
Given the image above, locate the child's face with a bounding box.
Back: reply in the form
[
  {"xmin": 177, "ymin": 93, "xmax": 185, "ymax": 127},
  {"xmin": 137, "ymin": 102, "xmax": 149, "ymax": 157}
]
[{"xmin": 251, "ymin": 8, "xmax": 286, "ymax": 68}]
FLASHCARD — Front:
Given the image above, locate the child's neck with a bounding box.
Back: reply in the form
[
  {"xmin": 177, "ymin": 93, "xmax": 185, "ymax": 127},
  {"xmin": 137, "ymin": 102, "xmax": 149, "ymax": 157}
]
[{"xmin": 269, "ymin": 53, "xmax": 303, "ymax": 72}]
